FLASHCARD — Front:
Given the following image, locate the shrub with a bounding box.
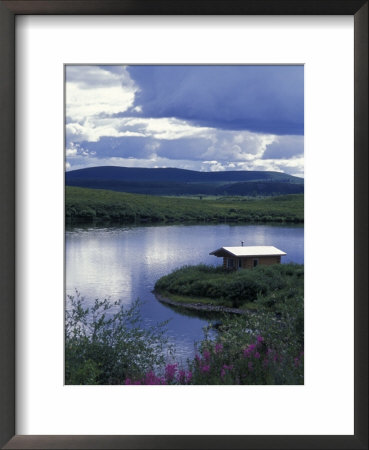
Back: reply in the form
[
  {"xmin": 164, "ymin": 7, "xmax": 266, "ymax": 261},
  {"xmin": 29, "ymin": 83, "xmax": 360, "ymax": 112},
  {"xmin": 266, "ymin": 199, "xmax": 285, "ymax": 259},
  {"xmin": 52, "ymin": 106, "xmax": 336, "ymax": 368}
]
[{"xmin": 65, "ymin": 293, "xmax": 171, "ymax": 384}]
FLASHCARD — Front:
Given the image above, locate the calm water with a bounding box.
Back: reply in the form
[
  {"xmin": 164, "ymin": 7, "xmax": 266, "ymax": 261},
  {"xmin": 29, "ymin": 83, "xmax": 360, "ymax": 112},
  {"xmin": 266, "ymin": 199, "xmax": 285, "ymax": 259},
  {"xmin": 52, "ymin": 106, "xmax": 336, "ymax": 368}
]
[{"xmin": 66, "ymin": 223, "xmax": 304, "ymax": 362}]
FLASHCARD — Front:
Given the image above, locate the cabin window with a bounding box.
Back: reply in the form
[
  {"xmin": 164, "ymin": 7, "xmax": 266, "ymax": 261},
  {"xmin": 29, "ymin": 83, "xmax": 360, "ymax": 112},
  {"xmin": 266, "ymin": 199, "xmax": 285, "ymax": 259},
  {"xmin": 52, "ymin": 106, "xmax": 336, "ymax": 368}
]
[
  {"xmin": 227, "ymin": 258, "xmax": 234, "ymax": 269},
  {"xmin": 238, "ymin": 259, "xmax": 242, "ymax": 268},
  {"xmin": 253, "ymin": 259, "xmax": 258, "ymax": 267}
]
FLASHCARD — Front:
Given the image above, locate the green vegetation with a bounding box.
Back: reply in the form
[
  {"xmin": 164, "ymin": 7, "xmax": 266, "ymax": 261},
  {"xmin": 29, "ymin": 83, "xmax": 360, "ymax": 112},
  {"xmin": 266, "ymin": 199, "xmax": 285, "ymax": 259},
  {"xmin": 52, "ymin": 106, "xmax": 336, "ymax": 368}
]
[
  {"xmin": 187, "ymin": 307, "xmax": 304, "ymax": 384},
  {"xmin": 155, "ymin": 263, "xmax": 304, "ymax": 311},
  {"xmin": 66, "ymin": 273, "xmax": 303, "ymax": 385},
  {"xmin": 65, "ymin": 294, "xmax": 171, "ymax": 385},
  {"xmin": 66, "ymin": 186, "xmax": 303, "ymax": 224}
]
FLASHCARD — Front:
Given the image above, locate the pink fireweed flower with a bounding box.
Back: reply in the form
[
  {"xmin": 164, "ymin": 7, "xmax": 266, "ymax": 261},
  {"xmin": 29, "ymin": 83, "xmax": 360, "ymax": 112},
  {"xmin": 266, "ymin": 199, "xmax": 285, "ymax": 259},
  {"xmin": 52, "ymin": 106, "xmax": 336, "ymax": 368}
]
[
  {"xmin": 177, "ymin": 369, "xmax": 186, "ymax": 384},
  {"xmin": 203, "ymin": 350, "xmax": 211, "ymax": 361},
  {"xmin": 215, "ymin": 342, "xmax": 223, "ymax": 354},
  {"xmin": 254, "ymin": 352, "xmax": 261, "ymax": 359},
  {"xmin": 186, "ymin": 371, "xmax": 193, "ymax": 383},
  {"xmin": 125, "ymin": 378, "xmax": 142, "ymax": 385},
  {"xmin": 257, "ymin": 335, "xmax": 264, "ymax": 343},
  {"xmin": 243, "ymin": 344, "xmax": 255, "ymax": 358},
  {"xmin": 144, "ymin": 371, "xmax": 167, "ymax": 385},
  {"xmin": 165, "ymin": 364, "xmax": 177, "ymax": 382},
  {"xmin": 221, "ymin": 363, "xmax": 233, "ymax": 378},
  {"xmin": 201, "ymin": 364, "xmax": 210, "ymax": 374}
]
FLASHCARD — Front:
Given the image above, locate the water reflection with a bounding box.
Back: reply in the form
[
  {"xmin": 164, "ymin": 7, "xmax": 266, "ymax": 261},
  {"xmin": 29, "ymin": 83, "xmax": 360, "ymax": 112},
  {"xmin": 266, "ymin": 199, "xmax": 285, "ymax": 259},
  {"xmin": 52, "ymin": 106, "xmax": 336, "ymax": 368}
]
[{"xmin": 66, "ymin": 223, "xmax": 304, "ymax": 362}]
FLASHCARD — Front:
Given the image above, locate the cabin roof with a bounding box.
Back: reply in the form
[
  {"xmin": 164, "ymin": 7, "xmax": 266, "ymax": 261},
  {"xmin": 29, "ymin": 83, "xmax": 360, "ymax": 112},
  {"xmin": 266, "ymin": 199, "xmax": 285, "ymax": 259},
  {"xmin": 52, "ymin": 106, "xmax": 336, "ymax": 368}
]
[{"xmin": 209, "ymin": 246, "xmax": 286, "ymax": 257}]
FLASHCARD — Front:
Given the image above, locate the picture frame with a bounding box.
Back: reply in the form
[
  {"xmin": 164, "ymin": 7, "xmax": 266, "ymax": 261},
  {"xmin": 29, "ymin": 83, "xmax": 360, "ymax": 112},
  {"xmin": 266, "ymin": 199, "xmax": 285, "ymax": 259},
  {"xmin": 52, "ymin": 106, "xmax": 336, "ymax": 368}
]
[{"xmin": 0, "ymin": 1, "xmax": 367, "ymax": 449}]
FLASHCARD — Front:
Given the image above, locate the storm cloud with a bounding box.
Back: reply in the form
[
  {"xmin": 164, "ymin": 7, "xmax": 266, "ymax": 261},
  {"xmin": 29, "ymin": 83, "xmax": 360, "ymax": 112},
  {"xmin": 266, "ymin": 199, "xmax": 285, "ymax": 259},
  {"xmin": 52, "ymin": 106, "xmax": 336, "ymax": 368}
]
[
  {"xmin": 126, "ymin": 65, "xmax": 304, "ymax": 135},
  {"xmin": 65, "ymin": 65, "xmax": 304, "ymax": 177}
]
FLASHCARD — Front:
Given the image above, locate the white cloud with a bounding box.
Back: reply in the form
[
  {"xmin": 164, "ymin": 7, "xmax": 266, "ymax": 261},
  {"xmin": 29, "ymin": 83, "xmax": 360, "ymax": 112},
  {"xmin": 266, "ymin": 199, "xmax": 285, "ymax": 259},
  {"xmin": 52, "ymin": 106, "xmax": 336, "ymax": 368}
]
[
  {"xmin": 236, "ymin": 156, "xmax": 304, "ymax": 177},
  {"xmin": 66, "ymin": 119, "xmax": 145, "ymax": 143},
  {"xmin": 66, "ymin": 66, "xmax": 138, "ymax": 122},
  {"xmin": 66, "ymin": 147, "xmax": 77, "ymax": 157}
]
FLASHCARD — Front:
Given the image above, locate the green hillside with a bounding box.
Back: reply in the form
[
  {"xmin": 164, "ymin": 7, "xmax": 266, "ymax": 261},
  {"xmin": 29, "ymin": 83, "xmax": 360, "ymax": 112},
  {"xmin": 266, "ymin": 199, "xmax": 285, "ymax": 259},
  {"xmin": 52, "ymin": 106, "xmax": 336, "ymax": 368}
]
[
  {"xmin": 66, "ymin": 186, "xmax": 304, "ymax": 224},
  {"xmin": 65, "ymin": 166, "xmax": 304, "ymax": 197}
]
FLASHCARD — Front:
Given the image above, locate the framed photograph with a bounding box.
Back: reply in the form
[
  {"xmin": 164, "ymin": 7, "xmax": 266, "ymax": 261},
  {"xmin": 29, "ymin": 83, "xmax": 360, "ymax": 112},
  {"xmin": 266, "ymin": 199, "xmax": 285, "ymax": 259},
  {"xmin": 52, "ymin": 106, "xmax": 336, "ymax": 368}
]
[{"xmin": 1, "ymin": 1, "xmax": 367, "ymax": 449}]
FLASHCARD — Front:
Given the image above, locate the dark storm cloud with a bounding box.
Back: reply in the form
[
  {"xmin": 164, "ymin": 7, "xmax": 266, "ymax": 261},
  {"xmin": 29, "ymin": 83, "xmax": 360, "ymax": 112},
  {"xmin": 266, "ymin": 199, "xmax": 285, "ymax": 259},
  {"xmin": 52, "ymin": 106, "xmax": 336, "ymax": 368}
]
[{"xmin": 126, "ymin": 65, "xmax": 304, "ymax": 136}]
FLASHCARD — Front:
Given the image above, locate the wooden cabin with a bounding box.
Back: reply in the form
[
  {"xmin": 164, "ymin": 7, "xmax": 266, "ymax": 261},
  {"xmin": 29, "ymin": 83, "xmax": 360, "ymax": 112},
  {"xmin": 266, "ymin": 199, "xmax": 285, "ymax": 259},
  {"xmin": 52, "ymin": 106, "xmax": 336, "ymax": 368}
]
[{"xmin": 209, "ymin": 246, "xmax": 286, "ymax": 270}]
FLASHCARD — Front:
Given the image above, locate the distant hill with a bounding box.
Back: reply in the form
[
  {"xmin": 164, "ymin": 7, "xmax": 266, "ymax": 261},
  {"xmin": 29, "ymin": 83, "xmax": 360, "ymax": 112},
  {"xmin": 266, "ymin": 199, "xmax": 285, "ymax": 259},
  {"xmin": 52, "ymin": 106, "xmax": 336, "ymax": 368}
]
[{"xmin": 65, "ymin": 166, "xmax": 304, "ymax": 196}]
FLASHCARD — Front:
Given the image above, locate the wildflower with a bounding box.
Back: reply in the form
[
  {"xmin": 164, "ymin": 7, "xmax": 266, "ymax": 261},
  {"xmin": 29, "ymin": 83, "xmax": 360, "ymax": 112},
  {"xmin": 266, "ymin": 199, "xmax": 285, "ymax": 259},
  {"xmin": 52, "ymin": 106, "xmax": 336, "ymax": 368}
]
[
  {"xmin": 221, "ymin": 363, "xmax": 233, "ymax": 378},
  {"xmin": 203, "ymin": 350, "xmax": 211, "ymax": 361},
  {"xmin": 243, "ymin": 344, "xmax": 255, "ymax": 358},
  {"xmin": 165, "ymin": 363, "xmax": 177, "ymax": 382},
  {"xmin": 177, "ymin": 370, "xmax": 193, "ymax": 385},
  {"xmin": 144, "ymin": 371, "xmax": 167, "ymax": 385},
  {"xmin": 125, "ymin": 378, "xmax": 141, "ymax": 385},
  {"xmin": 201, "ymin": 364, "xmax": 210, "ymax": 374},
  {"xmin": 254, "ymin": 352, "xmax": 260, "ymax": 359},
  {"xmin": 257, "ymin": 335, "xmax": 264, "ymax": 343},
  {"xmin": 186, "ymin": 371, "xmax": 193, "ymax": 383},
  {"xmin": 215, "ymin": 342, "xmax": 223, "ymax": 354},
  {"xmin": 177, "ymin": 369, "xmax": 186, "ymax": 384}
]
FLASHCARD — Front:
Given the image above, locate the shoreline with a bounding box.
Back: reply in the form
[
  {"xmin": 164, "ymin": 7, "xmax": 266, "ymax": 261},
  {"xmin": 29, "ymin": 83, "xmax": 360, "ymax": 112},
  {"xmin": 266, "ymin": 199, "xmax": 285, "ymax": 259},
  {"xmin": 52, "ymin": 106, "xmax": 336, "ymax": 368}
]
[{"xmin": 154, "ymin": 292, "xmax": 254, "ymax": 316}]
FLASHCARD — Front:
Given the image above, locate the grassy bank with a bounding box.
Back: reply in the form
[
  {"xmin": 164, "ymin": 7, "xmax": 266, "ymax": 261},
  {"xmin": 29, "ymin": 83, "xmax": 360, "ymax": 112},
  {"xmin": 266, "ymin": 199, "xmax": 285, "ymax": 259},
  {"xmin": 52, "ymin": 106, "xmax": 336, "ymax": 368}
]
[
  {"xmin": 154, "ymin": 263, "xmax": 304, "ymax": 314},
  {"xmin": 66, "ymin": 186, "xmax": 303, "ymax": 224}
]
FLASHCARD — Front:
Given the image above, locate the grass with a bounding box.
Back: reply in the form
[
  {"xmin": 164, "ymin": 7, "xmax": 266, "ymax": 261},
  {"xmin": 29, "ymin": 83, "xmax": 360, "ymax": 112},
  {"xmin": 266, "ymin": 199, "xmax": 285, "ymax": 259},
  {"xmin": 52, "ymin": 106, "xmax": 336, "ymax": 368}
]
[
  {"xmin": 66, "ymin": 186, "xmax": 304, "ymax": 224},
  {"xmin": 154, "ymin": 263, "xmax": 304, "ymax": 312}
]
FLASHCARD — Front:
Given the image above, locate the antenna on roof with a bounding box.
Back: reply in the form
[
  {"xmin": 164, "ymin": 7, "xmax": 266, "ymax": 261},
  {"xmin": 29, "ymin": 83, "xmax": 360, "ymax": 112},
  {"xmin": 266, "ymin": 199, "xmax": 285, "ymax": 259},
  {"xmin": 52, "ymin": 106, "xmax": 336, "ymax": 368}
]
[{"xmin": 241, "ymin": 241, "xmax": 244, "ymax": 247}]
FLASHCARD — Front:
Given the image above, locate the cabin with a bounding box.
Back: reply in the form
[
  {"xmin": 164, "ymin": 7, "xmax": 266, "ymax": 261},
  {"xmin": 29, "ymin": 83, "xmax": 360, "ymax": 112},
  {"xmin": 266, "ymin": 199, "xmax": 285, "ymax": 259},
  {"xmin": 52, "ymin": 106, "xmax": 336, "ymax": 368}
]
[{"xmin": 209, "ymin": 245, "xmax": 286, "ymax": 270}]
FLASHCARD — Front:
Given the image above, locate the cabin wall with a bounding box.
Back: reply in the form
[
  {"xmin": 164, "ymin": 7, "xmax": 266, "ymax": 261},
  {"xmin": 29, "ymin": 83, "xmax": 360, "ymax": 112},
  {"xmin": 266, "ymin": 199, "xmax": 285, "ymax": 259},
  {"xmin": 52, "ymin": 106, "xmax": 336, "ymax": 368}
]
[
  {"xmin": 223, "ymin": 255, "xmax": 281, "ymax": 269},
  {"xmin": 242, "ymin": 255, "xmax": 281, "ymax": 269}
]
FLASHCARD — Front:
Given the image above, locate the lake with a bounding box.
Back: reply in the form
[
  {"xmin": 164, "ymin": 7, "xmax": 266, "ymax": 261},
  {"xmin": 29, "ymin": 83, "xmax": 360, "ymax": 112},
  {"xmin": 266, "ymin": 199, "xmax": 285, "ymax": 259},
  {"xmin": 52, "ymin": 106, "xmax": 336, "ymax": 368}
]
[{"xmin": 66, "ymin": 223, "xmax": 304, "ymax": 363}]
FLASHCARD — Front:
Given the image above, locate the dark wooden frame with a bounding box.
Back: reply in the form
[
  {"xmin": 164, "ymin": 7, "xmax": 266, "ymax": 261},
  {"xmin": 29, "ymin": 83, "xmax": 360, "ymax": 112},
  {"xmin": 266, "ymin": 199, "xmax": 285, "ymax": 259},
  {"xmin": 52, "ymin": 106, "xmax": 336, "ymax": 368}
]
[{"xmin": 0, "ymin": 1, "xmax": 367, "ymax": 449}]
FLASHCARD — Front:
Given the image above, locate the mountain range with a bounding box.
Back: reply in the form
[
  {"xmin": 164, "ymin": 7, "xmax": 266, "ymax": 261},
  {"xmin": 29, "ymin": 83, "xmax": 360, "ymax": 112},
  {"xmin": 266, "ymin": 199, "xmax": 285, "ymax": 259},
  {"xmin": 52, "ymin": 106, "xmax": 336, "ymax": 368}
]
[{"xmin": 65, "ymin": 166, "xmax": 304, "ymax": 196}]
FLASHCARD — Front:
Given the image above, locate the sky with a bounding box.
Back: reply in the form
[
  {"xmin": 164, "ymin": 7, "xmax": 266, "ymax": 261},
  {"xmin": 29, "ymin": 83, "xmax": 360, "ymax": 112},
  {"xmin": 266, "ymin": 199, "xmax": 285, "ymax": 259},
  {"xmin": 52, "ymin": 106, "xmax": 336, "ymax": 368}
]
[{"xmin": 65, "ymin": 65, "xmax": 304, "ymax": 177}]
